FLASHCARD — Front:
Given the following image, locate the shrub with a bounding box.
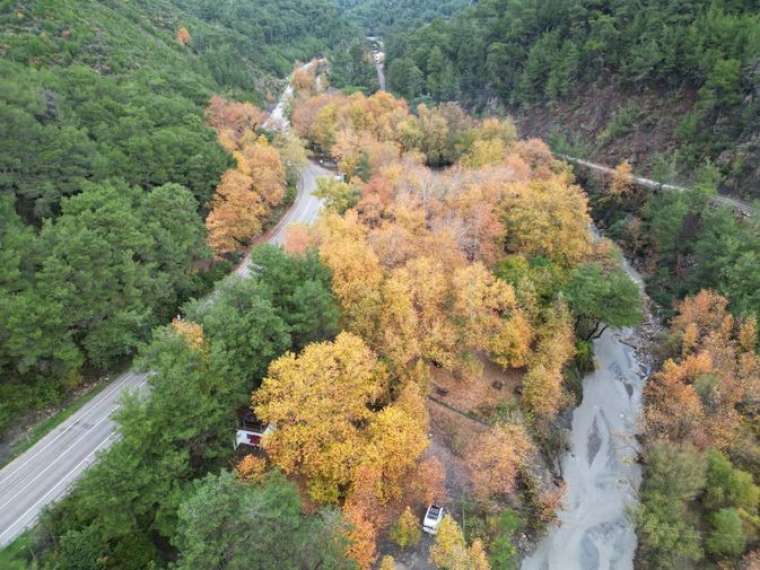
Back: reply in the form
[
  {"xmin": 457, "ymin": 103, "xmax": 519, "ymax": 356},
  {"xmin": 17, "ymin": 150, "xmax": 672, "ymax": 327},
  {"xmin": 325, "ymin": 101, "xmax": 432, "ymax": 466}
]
[{"xmin": 706, "ymin": 508, "xmax": 746, "ymax": 558}]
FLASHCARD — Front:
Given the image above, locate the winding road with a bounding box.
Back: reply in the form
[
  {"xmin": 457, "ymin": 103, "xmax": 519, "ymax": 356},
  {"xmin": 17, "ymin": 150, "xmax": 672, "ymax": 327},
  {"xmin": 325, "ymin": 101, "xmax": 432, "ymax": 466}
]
[{"xmin": 0, "ymin": 75, "xmax": 326, "ymax": 548}]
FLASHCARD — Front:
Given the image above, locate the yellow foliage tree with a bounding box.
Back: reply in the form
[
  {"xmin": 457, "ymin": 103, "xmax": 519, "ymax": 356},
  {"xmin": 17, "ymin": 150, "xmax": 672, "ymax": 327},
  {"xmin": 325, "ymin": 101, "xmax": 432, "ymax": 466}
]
[
  {"xmin": 171, "ymin": 319, "xmax": 205, "ymax": 351},
  {"xmin": 390, "ymin": 506, "xmax": 422, "ymax": 548},
  {"xmin": 523, "ymin": 300, "xmax": 576, "ymax": 419},
  {"xmin": 318, "ymin": 212, "xmax": 384, "ymax": 341},
  {"xmin": 430, "ymin": 514, "xmax": 469, "ymax": 569},
  {"xmin": 364, "ymin": 403, "xmax": 429, "ymax": 503},
  {"xmin": 501, "ymin": 177, "xmax": 592, "ymax": 266},
  {"xmin": 460, "ymin": 138, "xmax": 506, "ymax": 168},
  {"xmin": 254, "ymin": 332, "xmax": 388, "ymax": 503},
  {"xmin": 205, "ymin": 169, "xmax": 265, "ymax": 255},
  {"xmin": 490, "ymin": 311, "xmax": 533, "ymax": 369},
  {"xmin": 379, "ymin": 555, "xmax": 397, "ymax": 570},
  {"xmin": 522, "ymin": 363, "xmax": 563, "ymax": 419},
  {"xmin": 236, "ymin": 137, "xmax": 286, "ymax": 207}
]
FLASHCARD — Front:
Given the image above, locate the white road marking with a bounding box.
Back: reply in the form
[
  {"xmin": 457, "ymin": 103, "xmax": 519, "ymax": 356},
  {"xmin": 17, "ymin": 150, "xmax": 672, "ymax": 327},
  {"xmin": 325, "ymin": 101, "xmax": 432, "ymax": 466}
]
[
  {"xmin": 0, "ymin": 433, "xmax": 116, "ymax": 544},
  {"xmin": 0, "ymin": 373, "xmax": 135, "ymax": 486},
  {"xmin": 0, "ymin": 409, "xmax": 116, "ymax": 513},
  {"xmin": 0, "ymin": 65, "xmax": 326, "ymax": 546}
]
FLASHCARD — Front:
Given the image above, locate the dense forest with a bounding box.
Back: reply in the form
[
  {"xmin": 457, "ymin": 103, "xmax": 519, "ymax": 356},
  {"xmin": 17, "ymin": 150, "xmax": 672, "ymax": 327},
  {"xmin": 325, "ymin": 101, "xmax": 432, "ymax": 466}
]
[
  {"xmin": 385, "ymin": 0, "xmax": 760, "ymax": 198},
  {"xmin": 8, "ymin": 70, "xmax": 647, "ymax": 569},
  {"xmin": 582, "ymin": 165, "xmax": 760, "ymax": 568},
  {"xmin": 336, "ymin": 0, "xmax": 470, "ymax": 34},
  {"xmin": 0, "ymin": 0, "xmax": 351, "ymax": 435},
  {"xmin": 2, "ymin": 2, "xmax": 759, "ymax": 569}
]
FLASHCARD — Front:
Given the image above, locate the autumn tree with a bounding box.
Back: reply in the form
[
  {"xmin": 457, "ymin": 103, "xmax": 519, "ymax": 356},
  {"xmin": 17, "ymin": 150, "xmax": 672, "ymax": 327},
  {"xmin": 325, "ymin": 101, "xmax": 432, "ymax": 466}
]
[
  {"xmin": 379, "ymin": 555, "xmax": 397, "ymax": 570},
  {"xmin": 522, "ymin": 300, "xmax": 576, "ymax": 419},
  {"xmin": 452, "ymin": 263, "xmax": 532, "ymax": 368},
  {"xmin": 237, "ymin": 136, "xmax": 286, "ymax": 207},
  {"xmin": 644, "ymin": 290, "xmax": 755, "ymax": 450},
  {"xmin": 235, "ymin": 454, "xmax": 267, "ymax": 482},
  {"xmin": 365, "ymin": 399, "xmax": 429, "ymax": 503},
  {"xmin": 343, "ymin": 503, "xmax": 378, "ymax": 569},
  {"xmin": 206, "ymin": 96, "xmax": 265, "ymax": 151},
  {"xmin": 390, "ymin": 506, "xmax": 421, "ymax": 548},
  {"xmin": 318, "ymin": 212, "xmax": 384, "ymax": 341},
  {"xmin": 460, "ymin": 138, "xmax": 507, "ymax": 168},
  {"xmin": 501, "ymin": 176, "xmax": 592, "ymax": 266},
  {"xmin": 176, "ymin": 26, "xmax": 191, "ymax": 46},
  {"xmin": 378, "ymin": 256, "xmax": 460, "ymax": 370},
  {"xmin": 610, "ymin": 161, "xmax": 634, "ymax": 197},
  {"xmin": 315, "ymin": 177, "xmax": 361, "ymax": 214},
  {"xmin": 171, "ymin": 319, "xmax": 205, "ymax": 351},
  {"xmin": 283, "ymin": 223, "xmax": 313, "ymax": 255},
  {"xmin": 430, "ymin": 514, "xmax": 489, "ymax": 569},
  {"xmin": 206, "ymin": 169, "xmax": 265, "ymax": 255},
  {"xmin": 405, "ymin": 456, "xmax": 447, "ymax": 507},
  {"xmin": 254, "ymin": 332, "xmax": 387, "ymax": 502},
  {"xmin": 205, "ymin": 98, "xmax": 291, "ymax": 255},
  {"xmin": 469, "ymin": 540, "xmax": 491, "ymax": 570},
  {"xmin": 644, "ymin": 353, "xmax": 713, "ymax": 447},
  {"xmin": 469, "ymin": 423, "xmax": 534, "ymax": 499}
]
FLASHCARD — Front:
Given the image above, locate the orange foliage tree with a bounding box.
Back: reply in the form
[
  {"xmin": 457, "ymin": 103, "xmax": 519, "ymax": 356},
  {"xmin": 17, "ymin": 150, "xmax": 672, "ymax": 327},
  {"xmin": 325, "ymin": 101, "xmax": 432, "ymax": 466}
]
[
  {"xmin": 204, "ymin": 97, "xmax": 290, "ymax": 256},
  {"xmin": 176, "ymin": 26, "xmax": 191, "ymax": 46},
  {"xmin": 205, "ymin": 96, "xmax": 265, "ymax": 152},
  {"xmin": 644, "ymin": 290, "xmax": 758, "ymax": 450},
  {"xmin": 205, "ymin": 170, "xmax": 265, "ymax": 255},
  {"xmin": 283, "ymin": 223, "xmax": 313, "ymax": 255},
  {"xmin": 469, "ymin": 423, "xmax": 534, "ymax": 500},
  {"xmin": 236, "ymin": 136, "xmax": 286, "ymax": 207}
]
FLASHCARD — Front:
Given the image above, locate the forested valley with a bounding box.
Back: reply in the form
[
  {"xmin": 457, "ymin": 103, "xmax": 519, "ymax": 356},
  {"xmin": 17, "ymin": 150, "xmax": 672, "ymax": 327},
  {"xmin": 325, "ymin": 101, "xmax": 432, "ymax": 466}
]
[
  {"xmin": 1, "ymin": 1, "xmax": 759, "ymax": 570},
  {"xmin": 0, "ymin": 0, "xmax": 350, "ymax": 435},
  {"xmin": 384, "ymin": 0, "xmax": 760, "ymax": 199}
]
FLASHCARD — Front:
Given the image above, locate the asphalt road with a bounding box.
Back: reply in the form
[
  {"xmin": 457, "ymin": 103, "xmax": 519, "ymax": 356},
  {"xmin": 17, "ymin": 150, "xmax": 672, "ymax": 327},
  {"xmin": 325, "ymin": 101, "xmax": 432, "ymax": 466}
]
[
  {"xmin": 0, "ymin": 80, "xmax": 327, "ymax": 547},
  {"xmin": 0, "ymin": 372, "xmax": 148, "ymax": 546}
]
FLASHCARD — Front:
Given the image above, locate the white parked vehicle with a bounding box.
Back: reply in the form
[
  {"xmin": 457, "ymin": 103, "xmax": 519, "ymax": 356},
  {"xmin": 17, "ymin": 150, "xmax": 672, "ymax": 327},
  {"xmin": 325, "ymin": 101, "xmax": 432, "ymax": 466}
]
[
  {"xmin": 234, "ymin": 409, "xmax": 274, "ymax": 450},
  {"xmin": 423, "ymin": 504, "xmax": 445, "ymax": 535}
]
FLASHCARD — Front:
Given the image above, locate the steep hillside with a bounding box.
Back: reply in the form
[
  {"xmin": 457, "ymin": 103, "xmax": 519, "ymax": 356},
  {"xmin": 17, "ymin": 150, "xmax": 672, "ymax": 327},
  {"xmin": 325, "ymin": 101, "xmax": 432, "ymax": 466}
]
[
  {"xmin": 0, "ymin": 0, "xmax": 353, "ymax": 434},
  {"xmin": 336, "ymin": 0, "xmax": 470, "ymax": 34},
  {"xmin": 385, "ymin": 0, "xmax": 760, "ymax": 199}
]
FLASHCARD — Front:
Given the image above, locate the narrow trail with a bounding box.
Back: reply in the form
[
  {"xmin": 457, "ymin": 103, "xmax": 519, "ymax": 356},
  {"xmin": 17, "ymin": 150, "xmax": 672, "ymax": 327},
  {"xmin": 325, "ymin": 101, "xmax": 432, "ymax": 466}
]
[
  {"xmin": 522, "ymin": 252, "xmax": 652, "ymax": 570},
  {"xmin": 558, "ymin": 154, "xmax": 753, "ymax": 217}
]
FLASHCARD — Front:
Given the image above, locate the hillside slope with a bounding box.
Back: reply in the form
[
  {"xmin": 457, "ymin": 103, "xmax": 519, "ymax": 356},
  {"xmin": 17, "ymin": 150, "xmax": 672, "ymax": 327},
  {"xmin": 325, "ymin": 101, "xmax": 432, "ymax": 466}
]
[
  {"xmin": 0, "ymin": 0, "xmax": 352, "ymax": 434},
  {"xmin": 385, "ymin": 0, "xmax": 760, "ymax": 199},
  {"xmin": 336, "ymin": 0, "xmax": 470, "ymax": 34}
]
